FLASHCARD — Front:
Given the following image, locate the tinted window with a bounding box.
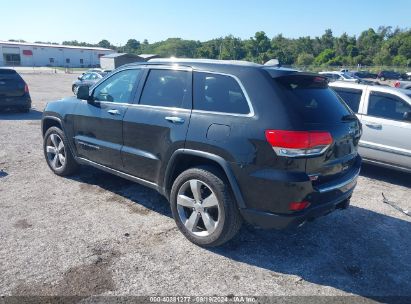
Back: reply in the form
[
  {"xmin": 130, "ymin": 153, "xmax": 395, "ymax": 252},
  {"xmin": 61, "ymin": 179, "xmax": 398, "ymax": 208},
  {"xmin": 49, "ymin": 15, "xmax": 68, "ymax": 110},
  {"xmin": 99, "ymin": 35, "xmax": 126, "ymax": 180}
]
[
  {"xmin": 274, "ymin": 75, "xmax": 351, "ymax": 123},
  {"xmin": 140, "ymin": 69, "xmax": 190, "ymax": 108},
  {"xmin": 193, "ymin": 72, "xmax": 250, "ymax": 114},
  {"xmin": 368, "ymin": 92, "xmax": 411, "ymax": 120},
  {"xmin": 333, "ymin": 88, "xmax": 362, "ymax": 112},
  {"xmin": 93, "ymin": 69, "xmax": 141, "ymax": 103}
]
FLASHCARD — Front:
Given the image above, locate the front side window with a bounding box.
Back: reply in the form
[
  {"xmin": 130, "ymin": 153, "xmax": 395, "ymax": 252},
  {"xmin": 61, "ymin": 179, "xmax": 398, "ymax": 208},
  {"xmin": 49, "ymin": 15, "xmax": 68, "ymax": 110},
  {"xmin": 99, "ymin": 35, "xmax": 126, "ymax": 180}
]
[
  {"xmin": 333, "ymin": 88, "xmax": 362, "ymax": 113},
  {"xmin": 93, "ymin": 69, "xmax": 141, "ymax": 103},
  {"xmin": 193, "ymin": 72, "xmax": 250, "ymax": 114},
  {"xmin": 139, "ymin": 69, "xmax": 190, "ymax": 108},
  {"xmin": 367, "ymin": 92, "xmax": 411, "ymax": 121}
]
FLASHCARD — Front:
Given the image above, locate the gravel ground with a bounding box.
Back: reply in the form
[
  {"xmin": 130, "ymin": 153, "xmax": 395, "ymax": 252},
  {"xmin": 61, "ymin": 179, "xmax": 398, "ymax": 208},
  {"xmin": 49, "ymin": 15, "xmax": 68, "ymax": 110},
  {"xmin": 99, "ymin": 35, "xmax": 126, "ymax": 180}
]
[{"xmin": 0, "ymin": 73, "xmax": 410, "ymax": 302}]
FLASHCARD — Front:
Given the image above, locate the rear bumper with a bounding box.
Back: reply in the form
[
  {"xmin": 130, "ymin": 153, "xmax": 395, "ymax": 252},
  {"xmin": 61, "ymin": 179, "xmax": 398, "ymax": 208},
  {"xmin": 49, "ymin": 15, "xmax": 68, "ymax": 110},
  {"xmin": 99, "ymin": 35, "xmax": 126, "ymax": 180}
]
[
  {"xmin": 240, "ymin": 189, "xmax": 353, "ymax": 229},
  {"xmin": 237, "ymin": 155, "xmax": 361, "ymax": 229},
  {"xmin": 0, "ymin": 95, "xmax": 31, "ymax": 109}
]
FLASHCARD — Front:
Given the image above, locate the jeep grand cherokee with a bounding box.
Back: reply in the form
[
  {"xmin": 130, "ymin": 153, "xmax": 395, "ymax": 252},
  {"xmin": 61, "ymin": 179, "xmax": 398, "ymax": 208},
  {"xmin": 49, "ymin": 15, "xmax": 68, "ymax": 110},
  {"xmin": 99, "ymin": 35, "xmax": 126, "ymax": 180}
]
[{"xmin": 41, "ymin": 59, "xmax": 362, "ymax": 246}]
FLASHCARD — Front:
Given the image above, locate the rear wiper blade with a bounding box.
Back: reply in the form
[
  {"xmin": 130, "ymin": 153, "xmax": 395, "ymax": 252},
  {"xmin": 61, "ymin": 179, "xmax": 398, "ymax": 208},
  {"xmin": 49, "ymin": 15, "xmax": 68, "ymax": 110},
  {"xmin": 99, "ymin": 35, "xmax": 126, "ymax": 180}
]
[{"xmin": 341, "ymin": 114, "xmax": 357, "ymax": 121}]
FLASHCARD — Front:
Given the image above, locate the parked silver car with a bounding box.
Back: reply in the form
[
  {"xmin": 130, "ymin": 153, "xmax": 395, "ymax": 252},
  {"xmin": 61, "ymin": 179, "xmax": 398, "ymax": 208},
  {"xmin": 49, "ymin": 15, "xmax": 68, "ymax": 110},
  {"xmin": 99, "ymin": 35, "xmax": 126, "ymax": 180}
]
[{"xmin": 330, "ymin": 81, "xmax": 411, "ymax": 173}]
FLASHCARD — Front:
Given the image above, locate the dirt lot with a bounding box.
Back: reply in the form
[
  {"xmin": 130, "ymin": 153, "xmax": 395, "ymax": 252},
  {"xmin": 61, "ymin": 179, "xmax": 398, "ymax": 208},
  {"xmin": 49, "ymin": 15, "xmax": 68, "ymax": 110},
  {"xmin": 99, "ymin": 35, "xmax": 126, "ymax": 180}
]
[{"xmin": 0, "ymin": 73, "xmax": 410, "ymax": 301}]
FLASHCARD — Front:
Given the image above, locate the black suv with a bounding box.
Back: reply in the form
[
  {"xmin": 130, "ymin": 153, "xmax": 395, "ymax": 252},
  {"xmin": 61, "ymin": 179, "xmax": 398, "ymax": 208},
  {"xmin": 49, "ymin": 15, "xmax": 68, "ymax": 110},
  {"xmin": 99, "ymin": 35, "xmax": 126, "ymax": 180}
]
[
  {"xmin": 0, "ymin": 68, "xmax": 31, "ymax": 112},
  {"xmin": 377, "ymin": 70, "xmax": 402, "ymax": 80},
  {"xmin": 41, "ymin": 59, "xmax": 362, "ymax": 246}
]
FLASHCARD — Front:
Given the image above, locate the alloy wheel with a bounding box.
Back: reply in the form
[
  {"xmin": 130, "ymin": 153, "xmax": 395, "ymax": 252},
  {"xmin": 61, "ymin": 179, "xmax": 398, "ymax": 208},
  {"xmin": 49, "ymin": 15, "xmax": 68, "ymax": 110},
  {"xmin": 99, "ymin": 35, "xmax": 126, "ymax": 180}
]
[
  {"xmin": 46, "ymin": 133, "xmax": 66, "ymax": 170},
  {"xmin": 176, "ymin": 179, "xmax": 220, "ymax": 237}
]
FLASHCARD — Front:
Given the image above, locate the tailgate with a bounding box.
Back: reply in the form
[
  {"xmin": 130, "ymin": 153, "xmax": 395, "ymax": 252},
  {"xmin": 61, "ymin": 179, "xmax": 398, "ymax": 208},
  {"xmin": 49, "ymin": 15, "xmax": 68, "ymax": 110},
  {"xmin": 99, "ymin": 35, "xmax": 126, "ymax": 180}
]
[{"xmin": 272, "ymin": 73, "xmax": 362, "ymax": 183}]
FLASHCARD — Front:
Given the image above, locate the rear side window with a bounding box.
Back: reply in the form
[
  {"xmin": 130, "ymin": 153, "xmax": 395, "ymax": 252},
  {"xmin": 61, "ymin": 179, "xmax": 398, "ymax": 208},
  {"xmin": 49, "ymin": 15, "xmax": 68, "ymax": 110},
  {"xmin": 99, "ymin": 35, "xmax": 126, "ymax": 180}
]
[
  {"xmin": 333, "ymin": 88, "xmax": 362, "ymax": 113},
  {"xmin": 140, "ymin": 69, "xmax": 190, "ymax": 108},
  {"xmin": 367, "ymin": 92, "xmax": 411, "ymax": 121},
  {"xmin": 274, "ymin": 75, "xmax": 351, "ymax": 123},
  {"xmin": 193, "ymin": 72, "xmax": 250, "ymax": 114}
]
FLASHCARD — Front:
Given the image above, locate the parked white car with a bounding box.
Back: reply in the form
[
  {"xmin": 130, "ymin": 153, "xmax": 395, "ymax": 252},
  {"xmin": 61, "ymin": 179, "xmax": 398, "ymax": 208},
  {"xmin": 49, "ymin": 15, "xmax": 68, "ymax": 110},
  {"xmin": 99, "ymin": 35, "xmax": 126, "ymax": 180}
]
[
  {"xmin": 330, "ymin": 82, "xmax": 411, "ymax": 173},
  {"xmin": 319, "ymin": 71, "xmax": 359, "ymax": 83}
]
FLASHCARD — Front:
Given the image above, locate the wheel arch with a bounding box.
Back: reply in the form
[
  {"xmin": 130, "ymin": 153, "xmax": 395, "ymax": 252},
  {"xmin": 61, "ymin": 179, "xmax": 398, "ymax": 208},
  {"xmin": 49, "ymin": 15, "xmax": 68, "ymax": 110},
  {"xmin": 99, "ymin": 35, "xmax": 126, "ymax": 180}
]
[
  {"xmin": 162, "ymin": 149, "xmax": 246, "ymax": 209},
  {"xmin": 42, "ymin": 116, "xmax": 63, "ymax": 137}
]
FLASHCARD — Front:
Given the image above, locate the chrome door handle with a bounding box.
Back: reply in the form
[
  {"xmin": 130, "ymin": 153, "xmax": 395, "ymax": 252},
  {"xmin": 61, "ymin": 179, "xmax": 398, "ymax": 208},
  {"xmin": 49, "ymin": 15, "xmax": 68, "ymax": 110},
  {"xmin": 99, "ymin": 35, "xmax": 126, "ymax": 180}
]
[
  {"xmin": 165, "ymin": 116, "xmax": 185, "ymax": 124},
  {"xmin": 107, "ymin": 109, "xmax": 120, "ymax": 115},
  {"xmin": 365, "ymin": 123, "xmax": 382, "ymax": 130}
]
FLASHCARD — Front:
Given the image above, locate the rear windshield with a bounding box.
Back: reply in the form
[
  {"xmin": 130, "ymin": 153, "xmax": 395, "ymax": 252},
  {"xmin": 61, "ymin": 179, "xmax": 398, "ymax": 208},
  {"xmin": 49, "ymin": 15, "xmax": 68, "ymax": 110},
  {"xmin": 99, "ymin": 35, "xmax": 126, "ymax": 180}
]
[
  {"xmin": 0, "ymin": 69, "xmax": 17, "ymax": 75},
  {"xmin": 273, "ymin": 75, "xmax": 352, "ymax": 123}
]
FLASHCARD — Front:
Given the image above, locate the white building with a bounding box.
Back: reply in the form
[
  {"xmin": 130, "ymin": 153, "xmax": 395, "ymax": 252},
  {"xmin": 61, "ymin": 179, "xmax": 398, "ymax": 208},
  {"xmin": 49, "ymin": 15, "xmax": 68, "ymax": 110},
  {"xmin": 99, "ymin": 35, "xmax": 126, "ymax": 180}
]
[{"xmin": 0, "ymin": 41, "xmax": 115, "ymax": 68}]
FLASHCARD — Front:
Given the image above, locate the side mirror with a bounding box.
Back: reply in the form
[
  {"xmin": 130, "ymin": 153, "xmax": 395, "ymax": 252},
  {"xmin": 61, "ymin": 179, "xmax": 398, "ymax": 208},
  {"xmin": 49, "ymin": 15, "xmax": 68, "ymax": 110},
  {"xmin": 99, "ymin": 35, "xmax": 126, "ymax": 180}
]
[
  {"xmin": 77, "ymin": 76, "xmax": 83, "ymax": 80},
  {"xmin": 403, "ymin": 112, "xmax": 411, "ymax": 121},
  {"xmin": 76, "ymin": 85, "xmax": 92, "ymax": 101}
]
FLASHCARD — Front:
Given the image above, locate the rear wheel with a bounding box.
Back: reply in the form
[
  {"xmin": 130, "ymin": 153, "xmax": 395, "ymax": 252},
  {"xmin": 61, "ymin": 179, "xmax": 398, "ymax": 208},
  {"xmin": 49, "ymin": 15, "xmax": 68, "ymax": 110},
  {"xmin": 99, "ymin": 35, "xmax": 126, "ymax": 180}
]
[
  {"xmin": 43, "ymin": 126, "xmax": 79, "ymax": 176},
  {"xmin": 170, "ymin": 167, "xmax": 242, "ymax": 247},
  {"xmin": 19, "ymin": 107, "xmax": 30, "ymax": 113}
]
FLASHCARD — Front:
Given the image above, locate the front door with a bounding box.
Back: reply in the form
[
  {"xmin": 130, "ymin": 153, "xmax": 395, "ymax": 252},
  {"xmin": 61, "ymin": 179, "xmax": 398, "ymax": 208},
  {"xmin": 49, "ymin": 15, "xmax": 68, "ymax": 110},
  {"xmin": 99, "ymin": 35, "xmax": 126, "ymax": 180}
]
[
  {"xmin": 121, "ymin": 67, "xmax": 192, "ymax": 183},
  {"xmin": 73, "ymin": 68, "xmax": 142, "ymax": 170},
  {"xmin": 360, "ymin": 90, "xmax": 411, "ymax": 170}
]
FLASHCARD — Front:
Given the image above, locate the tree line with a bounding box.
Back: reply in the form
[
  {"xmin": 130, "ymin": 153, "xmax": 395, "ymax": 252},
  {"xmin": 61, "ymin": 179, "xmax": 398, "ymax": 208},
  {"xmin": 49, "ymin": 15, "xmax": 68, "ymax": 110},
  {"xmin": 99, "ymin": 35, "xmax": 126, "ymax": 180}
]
[{"xmin": 12, "ymin": 26, "xmax": 411, "ymax": 67}]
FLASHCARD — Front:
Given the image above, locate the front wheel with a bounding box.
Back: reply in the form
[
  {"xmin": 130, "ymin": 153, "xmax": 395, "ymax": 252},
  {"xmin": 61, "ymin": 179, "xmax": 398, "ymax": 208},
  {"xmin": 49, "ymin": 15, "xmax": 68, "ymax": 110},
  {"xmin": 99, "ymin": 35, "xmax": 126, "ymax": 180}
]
[
  {"xmin": 72, "ymin": 85, "xmax": 78, "ymax": 95},
  {"xmin": 43, "ymin": 126, "xmax": 79, "ymax": 176},
  {"xmin": 170, "ymin": 167, "xmax": 242, "ymax": 247}
]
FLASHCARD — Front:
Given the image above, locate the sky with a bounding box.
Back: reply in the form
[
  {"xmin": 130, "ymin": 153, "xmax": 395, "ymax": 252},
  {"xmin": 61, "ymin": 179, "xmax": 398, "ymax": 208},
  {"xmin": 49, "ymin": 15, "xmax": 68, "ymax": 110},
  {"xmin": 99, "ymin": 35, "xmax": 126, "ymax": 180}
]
[{"xmin": 1, "ymin": 0, "xmax": 410, "ymax": 45}]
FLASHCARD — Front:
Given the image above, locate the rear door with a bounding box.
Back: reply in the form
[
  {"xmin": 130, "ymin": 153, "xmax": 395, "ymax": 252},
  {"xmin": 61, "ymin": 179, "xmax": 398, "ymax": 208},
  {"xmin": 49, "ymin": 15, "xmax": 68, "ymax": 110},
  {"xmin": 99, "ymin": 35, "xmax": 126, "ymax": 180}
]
[
  {"xmin": 360, "ymin": 90, "xmax": 411, "ymax": 169},
  {"xmin": 121, "ymin": 67, "xmax": 192, "ymax": 183},
  {"xmin": 73, "ymin": 68, "xmax": 142, "ymax": 170}
]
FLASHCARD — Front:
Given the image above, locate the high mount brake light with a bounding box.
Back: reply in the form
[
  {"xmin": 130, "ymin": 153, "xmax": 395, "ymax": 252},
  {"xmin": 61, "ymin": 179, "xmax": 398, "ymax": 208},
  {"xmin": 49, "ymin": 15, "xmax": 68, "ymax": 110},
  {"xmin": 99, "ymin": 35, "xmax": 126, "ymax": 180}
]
[{"xmin": 265, "ymin": 130, "xmax": 333, "ymax": 157}]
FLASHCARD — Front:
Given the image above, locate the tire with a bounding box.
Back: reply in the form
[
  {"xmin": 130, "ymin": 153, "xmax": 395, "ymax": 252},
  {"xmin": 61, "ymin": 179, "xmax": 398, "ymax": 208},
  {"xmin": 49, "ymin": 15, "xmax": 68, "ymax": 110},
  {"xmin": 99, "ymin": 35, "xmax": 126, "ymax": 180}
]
[
  {"xmin": 20, "ymin": 107, "xmax": 30, "ymax": 113},
  {"xmin": 72, "ymin": 85, "xmax": 78, "ymax": 95},
  {"xmin": 43, "ymin": 126, "xmax": 79, "ymax": 176},
  {"xmin": 170, "ymin": 166, "xmax": 242, "ymax": 247}
]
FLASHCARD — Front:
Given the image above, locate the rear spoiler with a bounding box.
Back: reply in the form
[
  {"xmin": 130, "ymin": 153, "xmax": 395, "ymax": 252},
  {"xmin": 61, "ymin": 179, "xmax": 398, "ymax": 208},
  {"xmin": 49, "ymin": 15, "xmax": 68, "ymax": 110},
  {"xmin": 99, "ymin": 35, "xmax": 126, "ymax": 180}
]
[{"xmin": 268, "ymin": 71, "xmax": 330, "ymax": 88}]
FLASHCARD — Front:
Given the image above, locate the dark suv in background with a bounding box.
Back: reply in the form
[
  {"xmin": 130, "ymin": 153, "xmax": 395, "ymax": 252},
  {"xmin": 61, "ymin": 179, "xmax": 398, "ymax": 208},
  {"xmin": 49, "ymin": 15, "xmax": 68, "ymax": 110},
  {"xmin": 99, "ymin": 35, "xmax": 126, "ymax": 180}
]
[
  {"xmin": 41, "ymin": 59, "xmax": 362, "ymax": 246},
  {"xmin": 378, "ymin": 70, "xmax": 402, "ymax": 81},
  {"xmin": 0, "ymin": 68, "xmax": 31, "ymax": 112}
]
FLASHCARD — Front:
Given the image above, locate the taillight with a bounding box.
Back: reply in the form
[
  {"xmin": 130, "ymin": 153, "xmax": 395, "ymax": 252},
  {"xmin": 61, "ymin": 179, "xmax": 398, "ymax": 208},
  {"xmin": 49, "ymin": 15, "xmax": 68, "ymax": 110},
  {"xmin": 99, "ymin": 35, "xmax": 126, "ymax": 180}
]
[
  {"xmin": 394, "ymin": 81, "xmax": 400, "ymax": 88},
  {"xmin": 289, "ymin": 201, "xmax": 311, "ymax": 211},
  {"xmin": 265, "ymin": 130, "xmax": 333, "ymax": 157},
  {"xmin": 24, "ymin": 83, "xmax": 29, "ymax": 93}
]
